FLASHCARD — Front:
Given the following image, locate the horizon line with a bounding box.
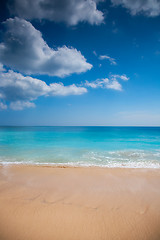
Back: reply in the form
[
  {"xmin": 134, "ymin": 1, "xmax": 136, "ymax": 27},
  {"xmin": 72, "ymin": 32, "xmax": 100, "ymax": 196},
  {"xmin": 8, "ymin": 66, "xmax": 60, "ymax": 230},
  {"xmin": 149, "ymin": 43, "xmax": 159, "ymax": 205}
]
[{"xmin": 0, "ymin": 125, "xmax": 160, "ymax": 127}]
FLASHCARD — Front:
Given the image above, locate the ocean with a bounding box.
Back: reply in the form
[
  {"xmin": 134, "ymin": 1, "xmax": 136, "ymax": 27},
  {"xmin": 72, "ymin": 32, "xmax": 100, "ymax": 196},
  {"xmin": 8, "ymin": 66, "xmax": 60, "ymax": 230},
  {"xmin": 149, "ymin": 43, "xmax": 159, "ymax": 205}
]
[{"xmin": 0, "ymin": 126, "xmax": 160, "ymax": 168}]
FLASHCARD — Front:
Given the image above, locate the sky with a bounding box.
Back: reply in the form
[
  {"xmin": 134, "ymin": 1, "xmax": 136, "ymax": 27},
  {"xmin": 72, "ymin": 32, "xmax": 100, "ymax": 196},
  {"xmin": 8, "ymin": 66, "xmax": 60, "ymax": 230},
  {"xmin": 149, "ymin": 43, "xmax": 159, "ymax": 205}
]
[{"xmin": 0, "ymin": 0, "xmax": 160, "ymax": 126}]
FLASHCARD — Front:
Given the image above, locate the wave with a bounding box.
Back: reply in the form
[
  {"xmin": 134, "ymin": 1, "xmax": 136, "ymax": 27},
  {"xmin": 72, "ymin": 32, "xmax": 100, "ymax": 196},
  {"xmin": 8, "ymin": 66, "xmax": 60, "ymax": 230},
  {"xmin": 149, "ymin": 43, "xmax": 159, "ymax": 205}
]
[{"xmin": 0, "ymin": 149, "xmax": 160, "ymax": 169}]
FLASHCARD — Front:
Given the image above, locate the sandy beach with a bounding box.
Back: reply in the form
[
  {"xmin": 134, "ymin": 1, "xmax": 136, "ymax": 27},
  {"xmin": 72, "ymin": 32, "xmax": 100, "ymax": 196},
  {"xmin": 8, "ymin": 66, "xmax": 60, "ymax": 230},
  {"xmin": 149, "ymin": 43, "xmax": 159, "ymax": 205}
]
[{"xmin": 0, "ymin": 165, "xmax": 160, "ymax": 240}]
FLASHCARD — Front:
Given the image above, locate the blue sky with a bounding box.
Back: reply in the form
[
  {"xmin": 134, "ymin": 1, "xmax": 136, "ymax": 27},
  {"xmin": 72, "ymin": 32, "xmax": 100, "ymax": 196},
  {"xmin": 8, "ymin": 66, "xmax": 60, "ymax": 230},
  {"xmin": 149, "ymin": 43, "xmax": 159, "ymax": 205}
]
[{"xmin": 0, "ymin": 0, "xmax": 160, "ymax": 126}]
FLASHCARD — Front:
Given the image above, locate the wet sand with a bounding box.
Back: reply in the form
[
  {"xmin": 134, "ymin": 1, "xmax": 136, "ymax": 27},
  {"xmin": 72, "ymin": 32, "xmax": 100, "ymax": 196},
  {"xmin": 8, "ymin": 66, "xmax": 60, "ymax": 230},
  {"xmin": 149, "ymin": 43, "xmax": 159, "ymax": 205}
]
[{"xmin": 0, "ymin": 165, "xmax": 160, "ymax": 240}]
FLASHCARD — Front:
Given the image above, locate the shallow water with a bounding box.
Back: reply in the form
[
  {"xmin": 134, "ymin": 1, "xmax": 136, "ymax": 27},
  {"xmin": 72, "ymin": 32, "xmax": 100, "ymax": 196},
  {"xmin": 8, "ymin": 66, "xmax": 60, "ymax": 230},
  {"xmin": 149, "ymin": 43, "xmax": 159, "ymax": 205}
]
[{"xmin": 0, "ymin": 126, "xmax": 160, "ymax": 168}]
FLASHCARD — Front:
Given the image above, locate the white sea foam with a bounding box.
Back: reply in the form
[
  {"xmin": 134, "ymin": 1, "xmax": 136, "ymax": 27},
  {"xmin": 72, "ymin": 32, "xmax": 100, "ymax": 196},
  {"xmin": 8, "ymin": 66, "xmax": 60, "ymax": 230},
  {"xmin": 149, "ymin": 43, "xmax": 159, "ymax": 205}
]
[
  {"xmin": 0, "ymin": 150, "xmax": 160, "ymax": 169},
  {"xmin": 0, "ymin": 157, "xmax": 160, "ymax": 169},
  {"xmin": 0, "ymin": 161, "xmax": 159, "ymax": 169}
]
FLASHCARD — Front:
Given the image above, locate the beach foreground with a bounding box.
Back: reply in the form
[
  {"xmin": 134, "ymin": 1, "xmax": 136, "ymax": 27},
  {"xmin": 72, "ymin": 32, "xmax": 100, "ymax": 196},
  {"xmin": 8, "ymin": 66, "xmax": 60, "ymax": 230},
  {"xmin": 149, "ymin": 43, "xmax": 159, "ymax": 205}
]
[{"xmin": 0, "ymin": 165, "xmax": 160, "ymax": 240}]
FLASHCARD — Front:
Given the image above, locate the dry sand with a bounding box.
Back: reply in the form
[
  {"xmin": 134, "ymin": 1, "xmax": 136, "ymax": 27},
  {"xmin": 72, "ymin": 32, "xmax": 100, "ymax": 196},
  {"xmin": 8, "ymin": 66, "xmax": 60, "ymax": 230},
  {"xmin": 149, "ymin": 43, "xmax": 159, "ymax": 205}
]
[{"xmin": 0, "ymin": 165, "xmax": 160, "ymax": 240}]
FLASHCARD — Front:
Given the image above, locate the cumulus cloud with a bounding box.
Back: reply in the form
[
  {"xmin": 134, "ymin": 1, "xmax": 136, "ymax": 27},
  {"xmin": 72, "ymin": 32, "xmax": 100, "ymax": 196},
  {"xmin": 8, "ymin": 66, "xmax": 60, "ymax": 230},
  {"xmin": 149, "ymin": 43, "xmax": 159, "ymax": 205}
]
[
  {"xmin": 0, "ymin": 63, "xmax": 5, "ymax": 72},
  {"xmin": 8, "ymin": 0, "xmax": 104, "ymax": 25},
  {"xmin": 111, "ymin": 0, "xmax": 160, "ymax": 17},
  {"xmin": 0, "ymin": 17, "xmax": 92, "ymax": 77},
  {"xmin": 85, "ymin": 78, "xmax": 110, "ymax": 89},
  {"xmin": 49, "ymin": 83, "xmax": 87, "ymax": 96},
  {"xmin": 0, "ymin": 65, "xmax": 87, "ymax": 110},
  {"xmin": 85, "ymin": 74, "xmax": 129, "ymax": 91},
  {"xmin": 111, "ymin": 74, "xmax": 129, "ymax": 81},
  {"xmin": 10, "ymin": 101, "xmax": 35, "ymax": 110},
  {"xmin": 99, "ymin": 55, "xmax": 117, "ymax": 65},
  {"xmin": 0, "ymin": 102, "xmax": 7, "ymax": 110},
  {"xmin": 106, "ymin": 79, "xmax": 122, "ymax": 90}
]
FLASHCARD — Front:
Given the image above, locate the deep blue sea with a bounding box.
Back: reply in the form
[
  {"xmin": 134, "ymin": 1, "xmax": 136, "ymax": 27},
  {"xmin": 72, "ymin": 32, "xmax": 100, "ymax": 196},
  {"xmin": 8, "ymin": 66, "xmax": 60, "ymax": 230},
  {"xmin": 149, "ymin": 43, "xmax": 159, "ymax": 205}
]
[{"xmin": 0, "ymin": 127, "xmax": 160, "ymax": 168}]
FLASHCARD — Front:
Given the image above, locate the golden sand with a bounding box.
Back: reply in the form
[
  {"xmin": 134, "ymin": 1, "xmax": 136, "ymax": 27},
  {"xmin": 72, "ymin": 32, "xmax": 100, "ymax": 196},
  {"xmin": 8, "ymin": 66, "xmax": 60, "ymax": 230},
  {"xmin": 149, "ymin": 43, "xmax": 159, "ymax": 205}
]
[{"xmin": 0, "ymin": 165, "xmax": 160, "ymax": 240}]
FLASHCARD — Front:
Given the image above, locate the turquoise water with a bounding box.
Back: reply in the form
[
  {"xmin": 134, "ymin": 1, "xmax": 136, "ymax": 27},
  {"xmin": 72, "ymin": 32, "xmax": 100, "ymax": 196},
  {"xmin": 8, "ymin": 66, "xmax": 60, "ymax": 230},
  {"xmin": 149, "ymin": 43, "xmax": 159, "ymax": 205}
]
[{"xmin": 0, "ymin": 127, "xmax": 160, "ymax": 168}]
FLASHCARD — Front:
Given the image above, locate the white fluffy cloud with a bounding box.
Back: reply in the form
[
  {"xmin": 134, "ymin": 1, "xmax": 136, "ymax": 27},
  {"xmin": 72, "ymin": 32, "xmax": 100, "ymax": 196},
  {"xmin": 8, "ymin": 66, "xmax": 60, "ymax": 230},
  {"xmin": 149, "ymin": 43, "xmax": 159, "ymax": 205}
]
[
  {"xmin": 8, "ymin": 0, "xmax": 104, "ymax": 26},
  {"xmin": 0, "ymin": 65, "xmax": 87, "ymax": 110},
  {"xmin": 0, "ymin": 63, "xmax": 5, "ymax": 72},
  {"xmin": 99, "ymin": 55, "xmax": 117, "ymax": 65},
  {"xmin": 0, "ymin": 102, "xmax": 7, "ymax": 110},
  {"xmin": 85, "ymin": 74, "xmax": 129, "ymax": 91},
  {"xmin": 111, "ymin": 0, "xmax": 160, "ymax": 17},
  {"xmin": 111, "ymin": 74, "xmax": 129, "ymax": 81},
  {"xmin": 0, "ymin": 64, "xmax": 130, "ymax": 110},
  {"xmin": 10, "ymin": 101, "xmax": 36, "ymax": 110},
  {"xmin": 48, "ymin": 83, "xmax": 87, "ymax": 96},
  {"xmin": 0, "ymin": 17, "xmax": 92, "ymax": 77}
]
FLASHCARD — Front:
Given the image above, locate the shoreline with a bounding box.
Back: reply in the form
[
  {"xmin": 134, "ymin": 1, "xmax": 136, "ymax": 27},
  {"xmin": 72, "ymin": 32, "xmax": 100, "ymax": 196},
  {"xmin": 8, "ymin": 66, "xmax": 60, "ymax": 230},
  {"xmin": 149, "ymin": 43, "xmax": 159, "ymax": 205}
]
[
  {"xmin": 0, "ymin": 161, "xmax": 160, "ymax": 169},
  {"xmin": 0, "ymin": 165, "xmax": 160, "ymax": 240}
]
